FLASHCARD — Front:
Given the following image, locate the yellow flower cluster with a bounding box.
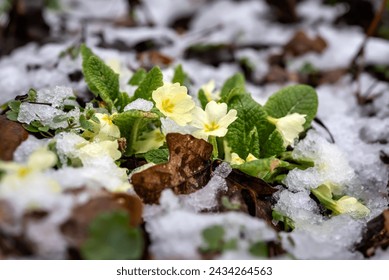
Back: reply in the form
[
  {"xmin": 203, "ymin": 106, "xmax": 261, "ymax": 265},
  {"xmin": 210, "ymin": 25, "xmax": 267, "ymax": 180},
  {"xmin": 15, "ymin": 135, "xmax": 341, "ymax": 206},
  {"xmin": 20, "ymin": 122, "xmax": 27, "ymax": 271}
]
[{"xmin": 152, "ymin": 82, "xmax": 237, "ymax": 142}]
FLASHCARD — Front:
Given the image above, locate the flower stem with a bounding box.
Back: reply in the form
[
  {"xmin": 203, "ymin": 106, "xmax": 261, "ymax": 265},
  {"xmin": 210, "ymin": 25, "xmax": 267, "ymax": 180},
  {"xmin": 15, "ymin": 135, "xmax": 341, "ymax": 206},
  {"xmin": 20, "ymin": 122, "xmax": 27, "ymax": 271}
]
[{"xmin": 209, "ymin": 136, "xmax": 219, "ymax": 159}]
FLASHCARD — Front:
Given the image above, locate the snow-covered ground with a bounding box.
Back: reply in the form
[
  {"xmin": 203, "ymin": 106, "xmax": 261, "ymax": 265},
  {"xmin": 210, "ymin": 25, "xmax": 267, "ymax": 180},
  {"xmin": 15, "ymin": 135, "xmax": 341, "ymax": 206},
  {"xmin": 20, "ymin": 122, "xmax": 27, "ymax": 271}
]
[{"xmin": 0, "ymin": 0, "xmax": 388, "ymax": 259}]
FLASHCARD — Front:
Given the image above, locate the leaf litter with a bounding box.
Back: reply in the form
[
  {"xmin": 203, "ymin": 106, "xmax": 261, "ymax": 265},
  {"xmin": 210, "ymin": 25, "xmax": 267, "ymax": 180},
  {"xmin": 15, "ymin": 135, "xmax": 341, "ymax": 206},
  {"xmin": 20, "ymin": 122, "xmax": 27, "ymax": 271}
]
[{"xmin": 0, "ymin": 0, "xmax": 388, "ymax": 260}]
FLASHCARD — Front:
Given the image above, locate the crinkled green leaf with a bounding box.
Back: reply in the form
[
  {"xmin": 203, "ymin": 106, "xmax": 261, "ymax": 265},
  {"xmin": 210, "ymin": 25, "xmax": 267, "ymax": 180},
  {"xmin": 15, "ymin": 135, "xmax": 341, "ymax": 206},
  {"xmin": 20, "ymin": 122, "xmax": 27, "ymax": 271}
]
[
  {"xmin": 133, "ymin": 66, "xmax": 163, "ymax": 101},
  {"xmin": 81, "ymin": 211, "xmax": 143, "ymax": 260},
  {"xmin": 172, "ymin": 64, "xmax": 189, "ymax": 86},
  {"xmin": 84, "ymin": 55, "xmax": 120, "ymax": 112},
  {"xmin": 220, "ymin": 73, "xmax": 245, "ymax": 102},
  {"xmin": 113, "ymin": 110, "xmax": 159, "ymax": 156},
  {"xmin": 144, "ymin": 148, "xmax": 169, "ymax": 164},
  {"xmin": 225, "ymin": 93, "xmax": 267, "ymax": 158},
  {"xmin": 264, "ymin": 85, "xmax": 318, "ymax": 129},
  {"xmin": 260, "ymin": 129, "xmax": 285, "ymax": 158},
  {"xmin": 128, "ymin": 68, "xmax": 147, "ymax": 86},
  {"xmin": 80, "ymin": 44, "xmax": 99, "ymax": 96}
]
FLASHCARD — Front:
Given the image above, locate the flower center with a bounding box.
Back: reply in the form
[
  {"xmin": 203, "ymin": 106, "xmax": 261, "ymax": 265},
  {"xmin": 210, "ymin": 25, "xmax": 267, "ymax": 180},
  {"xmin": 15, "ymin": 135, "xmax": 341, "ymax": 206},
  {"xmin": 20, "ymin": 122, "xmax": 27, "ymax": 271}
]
[
  {"xmin": 17, "ymin": 167, "xmax": 30, "ymax": 178},
  {"xmin": 101, "ymin": 115, "xmax": 113, "ymax": 125},
  {"xmin": 161, "ymin": 99, "xmax": 175, "ymax": 113},
  {"xmin": 204, "ymin": 121, "xmax": 220, "ymax": 132}
]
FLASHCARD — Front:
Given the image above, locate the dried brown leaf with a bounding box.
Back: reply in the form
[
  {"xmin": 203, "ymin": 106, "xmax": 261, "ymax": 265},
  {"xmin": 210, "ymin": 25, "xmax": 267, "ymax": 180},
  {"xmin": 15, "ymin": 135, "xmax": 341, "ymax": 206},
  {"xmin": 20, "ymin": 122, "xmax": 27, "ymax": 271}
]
[
  {"xmin": 0, "ymin": 115, "xmax": 29, "ymax": 161},
  {"xmin": 284, "ymin": 30, "xmax": 327, "ymax": 57},
  {"xmin": 132, "ymin": 133, "xmax": 213, "ymax": 204},
  {"xmin": 356, "ymin": 209, "xmax": 389, "ymax": 257},
  {"xmin": 61, "ymin": 191, "xmax": 142, "ymax": 249}
]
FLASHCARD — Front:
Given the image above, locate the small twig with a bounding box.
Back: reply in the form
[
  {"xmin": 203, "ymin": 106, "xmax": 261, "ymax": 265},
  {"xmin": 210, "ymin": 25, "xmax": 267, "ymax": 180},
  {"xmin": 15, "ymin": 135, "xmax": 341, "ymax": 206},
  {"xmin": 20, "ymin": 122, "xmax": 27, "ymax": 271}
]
[{"xmin": 349, "ymin": 0, "xmax": 387, "ymax": 104}]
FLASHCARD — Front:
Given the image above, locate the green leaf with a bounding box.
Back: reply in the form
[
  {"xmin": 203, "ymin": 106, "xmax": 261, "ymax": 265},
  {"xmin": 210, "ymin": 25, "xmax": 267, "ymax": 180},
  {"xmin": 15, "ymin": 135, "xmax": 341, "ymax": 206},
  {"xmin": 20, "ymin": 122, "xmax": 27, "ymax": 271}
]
[
  {"xmin": 220, "ymin": 73, "xmax": 245, "ymax": 102},
  {"xmin": 6, "ymin": 110, "xmax": 18, "ymax": 121},
  {"xmin": 113, "ymin": 110, "xmax": 159, "ymax": 156},
  {"xmin": 128, "ymin": 68, "xmax": 147, "ymax": 86},
  {"xmin": 79, "ymin": 114, "xmax": 95, "ymax": 132},
  {"xmin": 133, "ymin": 66, "xmax": 163, "ymax": 101},
  {"xmin": 233, "ymin": 157, "xmax": 289, "ymax": 180},
  {"xmin": 8, "ymin": 100, "xmax": 21, "ymax": 112},
  {"xmin": 225, "ymin": 94, "xmax": 267, "ymax": 159},
  {"xmin": 80, "ymin": 44, "xmax": 99, "ymax": 96},
  {"xmin": 201, "ymin": 225, "xmax": 225, "ymax": 252},
  {"xmin": 172, "ymin": 64, "xmax": 189, "ymax": 86},
  {"xmin": 144, "ymin": 148, "xmax": 169, "ymax": 164},
  {"xmin": 84, "ymin": 55, "xmax": 120, "ymax": 112},
  {"xmin": 22, "ymin": 124, "xmax": 40, "ymax": 133},
  {"xmin": 272, "ymin": 210, "xmax": 295, "ymax": 231},
  {"xmin": 197, "ymin": 89, "xmax": 208, "ymax": 109},
  {"xmin": 81, "ymin": 211, "xmax": 143, "ymax": 260},
  {"xmin": 249, "ymin": 241, "xmax": 268, "ymax": 257},
  {"xmin": 263, "ymin": 85, "xmax": 318, "ymax": 130},
  {"xmin": 260, "ymin": 129, "xmax": 285, "ymax": 158}
]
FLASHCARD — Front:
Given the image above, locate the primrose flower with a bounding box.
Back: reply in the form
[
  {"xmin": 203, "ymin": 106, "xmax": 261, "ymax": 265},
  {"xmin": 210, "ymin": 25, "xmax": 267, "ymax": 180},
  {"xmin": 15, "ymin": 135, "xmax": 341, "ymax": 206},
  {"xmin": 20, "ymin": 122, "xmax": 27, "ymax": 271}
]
[
  {"xmin": 94, "ymin": 113, "xmax": 121, "ymax": 141},
  {"xmin": 0, "ymin": 148, "xmax": 60, "ymax": 213},
  {"xmin": 152, "ymin": 83, "xmax": 195, "ymax": 126},
  {"xmin": 333, "ymin": 196, "xmax": 370, "ymax": 218},
  {"xmin": 230, "ymin": 152, "xmax": 258, "ymax": 165},
  {"xmin": 191, "ymin": 101, "xmax": 237, "ymax": 140},
  {"xmin": 230, "ymin": 153, "xmax": 245, "ymax": 165},
  {"xmin": 311, "ymin": 184, "xmax": 370, "ymax": 219},
  {"xmin": 267, "ymin": 113, "xmax": 306, "ymax": 147},
  {"xmin": 201, "ymin": 80, "xmax": 220, "ymax": 102},
  {"xmin": 76, "ymin": 140, "xmax": 122, "ymax": 165},
  {"xmin": 133, "ymin": 129, "xmax": 165, "ymax": 154}
]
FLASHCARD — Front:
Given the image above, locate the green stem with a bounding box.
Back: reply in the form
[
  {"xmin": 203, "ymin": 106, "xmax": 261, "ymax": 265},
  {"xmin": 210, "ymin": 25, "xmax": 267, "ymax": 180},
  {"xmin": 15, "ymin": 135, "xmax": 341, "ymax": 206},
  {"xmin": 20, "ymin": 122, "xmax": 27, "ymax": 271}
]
[
  {"xmin": 209, "ymin": 136, "xmax": 219, "ymax": 159},
  {"xmin": 129, "ymin": 118, "xmax": 141, "ymax": 155}
]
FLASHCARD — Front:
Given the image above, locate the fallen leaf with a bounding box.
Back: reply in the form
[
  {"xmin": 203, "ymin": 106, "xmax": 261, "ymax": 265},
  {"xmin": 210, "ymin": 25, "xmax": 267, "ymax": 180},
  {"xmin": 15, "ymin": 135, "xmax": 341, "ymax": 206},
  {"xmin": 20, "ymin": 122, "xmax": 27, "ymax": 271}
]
[
  {"xmin": 356, "ymin": 209, "xmax": 389, "ymax": 257},
  {"xmin": 284, "ymin": 30, "xmax": 327, "ymax": 57},
  {"xmin": 132, "ymin": 133, "xmax": 213, "ymax": 204},
  {"xmin": 219, "ymin": 165, "xmax": 279, "ymax": 229},
  {"xmin": 61, "ymin": 191, "xmax": 142, "ymax": 250},
  {"xmin": 137, "ymin": 50, "xmax": 174, "ymax": 69},
  {"xmin": 0, "ymin": 115, "xmax": 29, "ymax": 161}
]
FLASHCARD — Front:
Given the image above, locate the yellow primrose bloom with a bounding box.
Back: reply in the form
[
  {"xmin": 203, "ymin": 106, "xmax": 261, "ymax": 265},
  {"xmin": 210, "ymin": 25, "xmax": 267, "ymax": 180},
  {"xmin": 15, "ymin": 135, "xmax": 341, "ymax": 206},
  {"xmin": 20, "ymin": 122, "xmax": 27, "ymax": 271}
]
[
  {"xmin": 94, "ymin": 113, "xmax": 121, "ymax": 141},
  {"xmin": 230, "ymin": 152, "xmax": 258, "ymax": 165},
  {"xmin": 191, "ymin": 101, "xmax": 238, "ymax": 140},
  {"xmin": 201, "ymin": 80, "xmax": 220, "ymax": 102},
  {"xmin": 0, "ymin": 148, "xmax": 60, "ymax": 205},
  {"xmin": 0, "ymin": 148, "xmax": 57, "ymax": 177},
  {"xmin": 268, "ymin": 113, "xmax": 306, "ymax": 147},
  {"xmin": 77, "ymin": 140, "xmax": 122, "ymax": 165},
  {"xmin": 333, "ymin": 196, "xmax": 370, "ymax": 218},
  {"xmin": 230, "ymin": 152, "xmax": 245, "ymax": 165},
  {"xmin": 83, "ymin": 113, "xmax": 121, "ymax": 142},
  {"xmin": 246, "ymin": 153, "xmax": 258, "ymax": 162},
  {"xmin": 152, "ymin": 83, "xmax": 195, "ymax": 126},
  {"xmin": 133, "ymin": 129, "xmax": 165, "ymax": 154}
]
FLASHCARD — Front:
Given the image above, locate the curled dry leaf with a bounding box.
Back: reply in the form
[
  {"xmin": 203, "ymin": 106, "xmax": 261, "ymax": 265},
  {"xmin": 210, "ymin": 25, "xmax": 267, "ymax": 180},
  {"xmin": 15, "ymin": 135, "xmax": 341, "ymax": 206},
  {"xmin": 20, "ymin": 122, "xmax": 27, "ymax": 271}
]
[
  {"xmin": 0, "ymin": 115, "xmax": 29, "ymax": 161},
  {"xmin": 132, "ymin": 133, "xmax": 213, "ymax": 204},
  {"xmin": 60, "ymin": 190, "xmax": 142, "ymax": 250},
  {"xmin": 223, "ymin": 168, "xmax": 279, "ymax": 229},
  {"xmin": 356, "ymin": 209, "xmax": 389, "ymax": 257},
  {"xmin": 284, "ymin": 30, "xmax": 327, "ymax": 57}
]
